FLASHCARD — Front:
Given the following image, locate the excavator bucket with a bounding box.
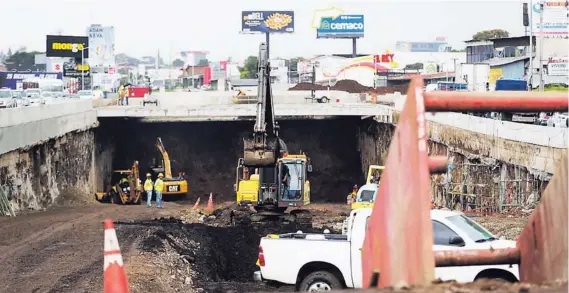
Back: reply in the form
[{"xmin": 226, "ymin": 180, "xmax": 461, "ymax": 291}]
[
  {"xmin": 243, "ymin": 136, "xmax": 278, "ymax": 167},
  {"xmin": 362, "ymin": 76, "xmax": 568, "ymax": 288}
]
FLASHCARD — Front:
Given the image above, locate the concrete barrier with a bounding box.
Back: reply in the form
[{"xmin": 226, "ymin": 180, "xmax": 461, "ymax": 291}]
[
  {"xmin": 381, "ymin": 93, "xmax": 568, "ymax": 149},
  {"xmin": 97, "ymin": 103, "xmax": 393, "ymax": 119},
  {"xmin": 0, "ymin": 100, "xmax": 98, "ymax": 155}
]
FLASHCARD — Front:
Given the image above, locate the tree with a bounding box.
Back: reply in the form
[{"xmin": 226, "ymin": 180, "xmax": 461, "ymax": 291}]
[
  {"xmin": 239, "ymin": 56, "xmax": 259, "ymax": 79},
  {"xmin": 472, "ymin": 29, "xmax": 509, "ymax": 41},
  {"xmin": 172, "ymin": 59, "xmax": 184, "ymax": 67},
  {"xmin": 4, "ymin": 51, "xmax": 42, "ymax": 71}
]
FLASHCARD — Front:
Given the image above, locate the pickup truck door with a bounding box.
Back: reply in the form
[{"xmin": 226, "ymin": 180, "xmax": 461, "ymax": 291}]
[{"xmin": 350, "ymin": 214, "xmax": 369, "ymax": 288}]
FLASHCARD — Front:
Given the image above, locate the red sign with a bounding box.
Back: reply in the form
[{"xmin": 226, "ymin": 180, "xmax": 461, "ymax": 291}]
[
  {"xmin": 108, "ymin": 66, "xmax": 116, "ymax": 74},
  {"xmin": 374, "ymin": 53, "xmax": 395, "ymax": 63}
]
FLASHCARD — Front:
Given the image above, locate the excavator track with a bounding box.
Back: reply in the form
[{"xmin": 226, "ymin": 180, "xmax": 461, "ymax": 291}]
[{"xmin": 230, "ymin": 208, "xmax": 313, "ymax": 231}]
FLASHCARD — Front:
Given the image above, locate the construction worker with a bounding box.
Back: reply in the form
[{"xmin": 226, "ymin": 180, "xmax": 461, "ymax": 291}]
[
  {"xmin": 118, "ymin": 85, "xmax": 125, "ymax": 105},
  {"xmin": 154, "ymin": 173, "xmax": 164, "ymax": 208},
  {"xmin": 123, "ymin": 85, "xmax": 130, "ymax": 106},
  {"xmin": 347, "ymin": 184, "xmax": 358, "ymax": 205},
  {"xmin": 144, "ymin": 173, "xmax": 154, "ymax": 208}
]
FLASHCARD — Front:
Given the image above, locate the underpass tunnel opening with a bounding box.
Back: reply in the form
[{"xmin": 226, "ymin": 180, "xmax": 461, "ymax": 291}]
[{"xmin": 95, "ymin": 117, "xmax": 390, "ymax": 202}]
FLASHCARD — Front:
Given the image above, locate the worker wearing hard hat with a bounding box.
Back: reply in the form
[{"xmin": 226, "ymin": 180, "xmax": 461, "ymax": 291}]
[
  {"xmin": 144, "ymin": 173, "xmax": 154, "ymax": 208},
  {"xmin": 154, "ymin": 173, "xmax": 164, "ymax": 208}
]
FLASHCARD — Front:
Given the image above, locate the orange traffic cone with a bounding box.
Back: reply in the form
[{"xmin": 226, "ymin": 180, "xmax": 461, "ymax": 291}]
[
  {"xmin": 204, "ymin": 193, "xmax": 214, "ymax": 214},
  {"xmin": 104, "ymin": 219, "xmax": 129, "ymax": 293},
  {"xmin": 193, "ymin": 197, "xmax": 201, "ymax": 209}
]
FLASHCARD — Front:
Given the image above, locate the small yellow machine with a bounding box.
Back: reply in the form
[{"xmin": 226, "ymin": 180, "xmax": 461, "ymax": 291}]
[
  {"xmin": 96, "ymin": 161, "xmax": 143, "ymax": 205},
  {"xmin": 151, "ymin": 137, "xmax": 188, "ymax": 197},
  {"xmin": 350, "ymin": 165, "xmax": 384, "ymax": 209}
]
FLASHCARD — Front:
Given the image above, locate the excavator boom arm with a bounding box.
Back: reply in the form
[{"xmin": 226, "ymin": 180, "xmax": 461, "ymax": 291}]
[
  {"xmin": 156, "ymin": 137, "xmax": 172, "ymax": 178},
  {"xmin": 243, "ymin": 42, "xmax": 281, "ymax": 167}
]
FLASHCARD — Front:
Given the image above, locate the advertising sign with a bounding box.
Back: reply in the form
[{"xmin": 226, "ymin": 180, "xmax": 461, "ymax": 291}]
[
  {"xmin": 241, "ymin": 11, "xmax": 295, "ymax": 33},
  {"xmin": 532, "ymin": 1, "xmax": 569, "ymax": 38},
  {"xmin": 0, "ymin": 72, "xmax": 62, "ymax": 89},
  {"xmin": 489, "ymin": 68, "xmax": 504, "ymax": 84},
  {"xmin": 46, "ymin": 35, "xmax": 89, "ymax": 58},
  {"xmin": 87, "ymin": 25, "xmax": 115, "ymax": 67},
  {"xmin": 422, "ymin": 63, "xmax": 438, "ymax": 74},
  {"xmin": 62, "ymin": 58, "xmax": 90, "ymax": 77},
  {"xmin": 317, "ymin": 14, "xmax": 364, "ymax": 38},
  {"xmin": 548, "ymin": 57, "xmax": 569, "ymax": 76}
]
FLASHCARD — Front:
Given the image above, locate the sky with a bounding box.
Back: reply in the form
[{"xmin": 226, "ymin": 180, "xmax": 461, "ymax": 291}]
[{"xmin": 0, "ymin": 0, "xmax": 527, "ymax": 61}]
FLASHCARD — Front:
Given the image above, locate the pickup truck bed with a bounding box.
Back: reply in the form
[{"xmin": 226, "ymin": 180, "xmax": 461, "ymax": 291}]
[{"xmin": 256, "ymin": 208, "xmax": 520, "ymax": 291}]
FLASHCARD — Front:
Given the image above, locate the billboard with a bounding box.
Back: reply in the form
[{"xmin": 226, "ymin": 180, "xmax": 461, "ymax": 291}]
[
  {"xmin": 46, "ymin": 35, "xmax": 89, "ymax": 58},
  {"xmin": 396, "ymin": 41, "xmax": 449, "ymax": 52},
  {"xmin": 87, "ymin": 25, "xmax": 116, "ymax": 67},
  {"xmin": 532, "ymin": 1, "xmax": 569, "ymax": 38},
  {"xmin": 548, "ymin": 57, "xmax": 569, "ymax": 76},
  {"xmin": 0, "ymin": 72, "xmax": 62, "ymax": 89},
  {"xmin": 241, "ymin": 11, "xmax": 294, "ymax": 33},
  {"xmin": 62, "ymin": 58, "xmax": 90, "ymax": 77},
  {"xmin": 316, "ymin": 14, "xmax": 364, "ymax": 38}
]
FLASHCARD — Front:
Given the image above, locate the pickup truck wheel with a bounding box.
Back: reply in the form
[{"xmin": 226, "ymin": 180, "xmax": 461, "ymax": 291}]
[{"xmin": 299, "ymin": 271, "xmax": 342, "ymax": 292}]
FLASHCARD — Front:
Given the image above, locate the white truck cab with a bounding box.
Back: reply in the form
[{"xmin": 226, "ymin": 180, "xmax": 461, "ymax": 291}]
[{"xmin": 255, "ymin": 208, "xmax": 519, "ymax": 291}]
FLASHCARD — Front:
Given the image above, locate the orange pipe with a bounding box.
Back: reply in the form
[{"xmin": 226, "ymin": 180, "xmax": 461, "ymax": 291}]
[{"xmin": 424, "ymin": 91, "xmax": 568, "ymax": 112}]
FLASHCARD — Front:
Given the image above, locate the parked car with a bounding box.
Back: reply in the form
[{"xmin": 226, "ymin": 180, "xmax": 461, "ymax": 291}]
[
  {"xmin": 0, "ymin": 88, "xmax": 18, "ymax": 108},
  {"xmin": 547, "ymin": 112, "xmax": 569, "ymax": 128},
  {"xmin": 12, "ymin": 90, "xmax": 30, "ymax": 107},
  {"xmin": 24, "ymin": 89, "xmax": 44, "ymax": 106},
  {"xmin": 77, "ymin": 90, "xmax": 95, "ymax": 99},
  {"xmin": 255, "ymin": 208, "xmax": 519, "ymax": 291}
]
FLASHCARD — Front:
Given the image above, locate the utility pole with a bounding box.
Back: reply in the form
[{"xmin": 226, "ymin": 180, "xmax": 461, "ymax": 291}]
[
  {"xmin": 529, "ymin": 0, "xmax": 534, "ymax": 91},
  {"xmin": 539, "ymin": 1, "xmax": 545, "ymax": 92}
]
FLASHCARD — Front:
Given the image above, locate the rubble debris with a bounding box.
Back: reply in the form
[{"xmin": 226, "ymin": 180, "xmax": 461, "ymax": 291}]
[{"xmin": 288, "ymin": 80, "xmax": 408, "ymax": 94}]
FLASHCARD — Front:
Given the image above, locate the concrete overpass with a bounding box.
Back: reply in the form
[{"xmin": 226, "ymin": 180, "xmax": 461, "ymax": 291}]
[{"xmin": 0, "ymin": 91, "xmax": 567, "ymax": 213}]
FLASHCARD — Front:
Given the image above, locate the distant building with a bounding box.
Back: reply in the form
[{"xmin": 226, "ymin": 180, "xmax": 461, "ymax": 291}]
[
  {"xmin": 464, "ymin": 36, "xmax": 533, "ymax": 87},
  {"xmin": 396, "ymin": 41, "xmax": 451, "ymax": 52}
]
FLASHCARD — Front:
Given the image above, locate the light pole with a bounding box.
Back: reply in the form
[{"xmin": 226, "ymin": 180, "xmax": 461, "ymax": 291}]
[{"xmin": 81, "ymin": 46, "xmax": 89, "ymax": 90}]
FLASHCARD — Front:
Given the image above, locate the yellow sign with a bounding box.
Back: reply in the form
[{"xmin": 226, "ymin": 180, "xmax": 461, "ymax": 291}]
[
  {"xmin": 489, "ymin": 68, "xmax": 503, "ymax": 84},
  {"xmin": 77, "ymin": 64, "xmax": 90, "ymax": 71},
  {"xmin": 312, "ymin": 7, "xmax": 344, "ymax": 29},
  {"xmin": 51, "ymin": 42, "xmax": 85, "ymax": 52}
]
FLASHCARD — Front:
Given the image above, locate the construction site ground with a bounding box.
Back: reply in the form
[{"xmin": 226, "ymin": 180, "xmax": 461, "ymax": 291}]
[{"xmin": 0, "ymin": 201, "xmax": 564, "ymax": 293}]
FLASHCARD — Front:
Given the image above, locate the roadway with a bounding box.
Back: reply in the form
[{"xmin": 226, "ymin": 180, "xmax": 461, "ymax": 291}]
[{"xmin": 96, "ymin": 90, "xmax": 393, "ymax": 120}]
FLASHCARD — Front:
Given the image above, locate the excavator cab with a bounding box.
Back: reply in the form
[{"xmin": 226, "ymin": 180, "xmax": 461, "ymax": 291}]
[
  {"xmin": 366, "ymin": 165, "xmax": 385, "ymax": 185},
  {"xmin": 277, "ymin": 154, "xmax": 311, "ymax": 207}
]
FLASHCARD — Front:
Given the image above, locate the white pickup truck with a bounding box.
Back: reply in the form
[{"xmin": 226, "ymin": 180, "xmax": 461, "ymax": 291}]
[{"xmin": 254, "ymin": 208, "xmax": 519, "ymax": 291}]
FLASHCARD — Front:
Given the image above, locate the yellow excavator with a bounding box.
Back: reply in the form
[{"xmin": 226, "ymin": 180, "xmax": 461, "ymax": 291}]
[
  {"xmin": 232, "ymin": 42, "xmax": 313, "ymax": 229},
  {"xmin": 96, "ymin": 161, "xmax": 143, "ymax": 205},
  {"xmin": 151, "ymin": 137, "xmax": 188, "ymax": 197}
]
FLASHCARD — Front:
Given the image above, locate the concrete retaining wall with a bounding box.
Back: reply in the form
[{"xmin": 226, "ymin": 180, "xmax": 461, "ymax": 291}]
[
  {"xmin": 0, "ymin": 100, "xmax": 98, "ymax": 155},
  {"xmin": 374, "ymin": 94, "xmax": 567, "ymax": 175}
]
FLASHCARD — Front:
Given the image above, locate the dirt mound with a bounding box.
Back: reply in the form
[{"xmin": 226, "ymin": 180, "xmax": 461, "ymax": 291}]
[
  {"xmin": 130, "ymin": 218, "xmax": 300, "ymax": 292},
  {"xmin": 288, "ymin": 83, "xmax": 328, "ymax": 91},
  {"xmin": 288, "ymin": 80, "xmax": 408, "ymax": 95}
]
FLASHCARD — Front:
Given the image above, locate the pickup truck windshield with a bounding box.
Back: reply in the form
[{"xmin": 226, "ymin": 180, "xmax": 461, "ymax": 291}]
[
  {"xmin": 358, "ymin": 190, "xmax": 375, "ymax": 202},
  {"xmin": 446, "ymin": 214, "xmax": 495, "ymax": 242}
]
